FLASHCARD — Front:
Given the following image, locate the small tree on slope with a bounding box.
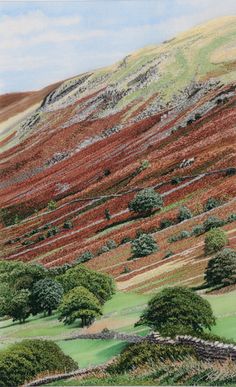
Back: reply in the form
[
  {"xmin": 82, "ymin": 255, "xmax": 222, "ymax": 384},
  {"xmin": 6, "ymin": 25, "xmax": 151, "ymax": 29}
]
[
  {"xmin": 204, "ymin": 248, "xmax": 236, "ymax": 288},
  {"xmin": 204, "ymin": 228, "xmax": 228, "ymax": 255},
  {"xmin": 129, "ymin": 188, "xmax": 163, "ymax": 216},
  {"xmin": 131, "ymin": 233, "xmax": 158, "ymax": 258}
]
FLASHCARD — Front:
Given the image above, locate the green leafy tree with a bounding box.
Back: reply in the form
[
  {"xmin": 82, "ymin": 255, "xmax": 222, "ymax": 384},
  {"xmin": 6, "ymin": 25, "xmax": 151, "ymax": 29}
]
[
  {"xmin": 204, "ymin": 248, "xmax": 236, "ymax": 287},
  {"xmin": 7, "ymin": 289, "xmax": 31, "ymax": 323},
  {"xmin": 57, "ymin": 265, "xmax": 115, "ymax": 304},
  {"xmin": 129, "ymin": 188, "xmax": 163, "ymax": 216},
  {"xmin": 131, "ymin": 233, "xmax": 158, "ymax": 258},
  {"xmin": 136, "ymin": 287, "xmax": 215, "ymax": 336},
  {"xmin": 31, "ymin": 278, "xmax": 63, "ymax": 316},
  {"xmin": 104, "ymin": 209, "xmax": 111, "ymax": 220},
  {"xmin": 177, "ymin": 206, "xmax": 192, "ymax": 222},
  {"xmin": 204, "ymin": 228, "xmax": 228, "ymax": 255},
  {"xmin": 58, "ymin": 286, "xmax": 102, "ymax": 326}
]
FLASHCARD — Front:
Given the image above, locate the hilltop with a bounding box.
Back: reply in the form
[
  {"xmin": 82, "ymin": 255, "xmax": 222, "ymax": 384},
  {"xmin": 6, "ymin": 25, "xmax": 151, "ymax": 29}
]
[{"xmin": 0, "ymin": 16, "xmax": 236, "ymax": 294}]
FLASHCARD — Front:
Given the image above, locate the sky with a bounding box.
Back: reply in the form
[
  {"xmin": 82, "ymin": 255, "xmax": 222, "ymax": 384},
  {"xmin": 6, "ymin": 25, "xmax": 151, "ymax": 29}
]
[{"xmin": 0, "ymin": 0, "xmax": 236, "ymax": 94}]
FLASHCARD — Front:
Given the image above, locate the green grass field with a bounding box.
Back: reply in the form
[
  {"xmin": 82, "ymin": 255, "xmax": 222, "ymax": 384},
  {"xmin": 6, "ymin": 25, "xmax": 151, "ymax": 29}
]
[{"xmin": 204, "ymin": 291, "xmax": 236, "ymax": 341}]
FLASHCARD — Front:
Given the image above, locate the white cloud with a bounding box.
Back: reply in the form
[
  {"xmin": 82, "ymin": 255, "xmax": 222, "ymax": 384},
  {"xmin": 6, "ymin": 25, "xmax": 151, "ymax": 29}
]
[{"xmin": 0, "ymin": 11, "xmax": 80, "ymax": 38}]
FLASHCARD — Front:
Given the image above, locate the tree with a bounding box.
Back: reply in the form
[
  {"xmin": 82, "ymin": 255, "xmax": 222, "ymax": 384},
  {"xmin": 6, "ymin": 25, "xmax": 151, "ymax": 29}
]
[
  {"xmin": 57, "ymin": 265, "xmax": 115, "ymax": 304},
  {"xmin": 7, "ymin": 289, "xmax": 31, "ymax": 323},
  {"xmin": 136, "ymin": 287, "xmax": 215, "ymax": 336},
  {"xmin": 177, "ymin": 206, "xmax": 192, "ymax": 222},
  {"xmin": 58, "ymin": 286, "xmax": 102, "ymax": 326},
  {"xmin": 204, "ymin": 228, "xmax": 228, "ymax": 255},
  {"xmin": 204, "ymin": 248, "xmax": 236, "ymax": 288},
  {"xmin": 131, "ymin": 233, "xmax": 158, "ymax": 258},
  {"xmin": 31, "ymin": 278, "xmax": 63, "ymax": 316},
  {"xmin": 129, "ymin": 188, "xmax": 163, "ymax": 216}
]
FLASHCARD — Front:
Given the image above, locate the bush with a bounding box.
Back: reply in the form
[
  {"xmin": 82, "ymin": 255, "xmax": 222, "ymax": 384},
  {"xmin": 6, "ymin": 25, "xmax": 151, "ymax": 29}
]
[
  {"xmin": 63, "ymin": 220, "xmax": 73, "ymax": 229},
  {"xmin": 164, "ymin": 251, "xmax": 174, "ymax": 259},
  {"xmin": 160, "ymin": 218, "xmax": 174, "ymax": 229},
  {"xmin": 171, "ymin": 177, "xmax": 182, "ymax": 185},
  {"xmin": 98, "ymin": 245, "xmax": 110, "ymax": 255},
  {"xmin": 204, "ymin": 248, "xmax": 236, "ymax": 287},
  {"xmin": 177, "ymin": 206, "xmax": 192, "ymax": 222},
  {"xmin": 47, "ymin": 200, "xmax": 57, "ymax": 211},
  {"xmin": 131, "ymin": 233, "xmax": 158, "ymax": 258},
  {"xmin": 226, "ymin": 167, "xmax": 236, "ymax": 176},
  {"xmin": 204, "ymin": 228, "xmax": 228, "ymax": 255},
  {"xmin": 108, "ymin": 341, "xmax": 197, "ymax": 374},
  {"xmin": 168, "ymin": 230, "xmax": 191, "ymax": 243},
  {"xmin": 104, "ymin": 208, "xmax": 111, "ymax": 220},
  {"xmin": 47, "ymin": 226, "xmax": 59, "ymax": 237},
  {"xmin": 120, "ymin": 236, "xmax": 132, "ymax": 245},
  {"xmin": 204, "ymin": 197, "xmax": 221, "ymax": 212},
  {"xmin": 191, "ymin": 224, "xmax": 204, "ymax": 236},
  {"xmin": 203, "ymin": 216, "xmax": 224, "ymax": 232},
  {"xmin": 106, "ymin": 239, "xmax": 117, "ymax": 249},
  {"xmin": 75, "ymin": 251, "xmax": 94, "ymax": 264},
  {"xmin": 129, "ymin": 188, "xmax": 163, "ymax": 216},
  {"xmin": 136, "ymin": 287, "xmax": 215, "ymax": 336},
  {"xmin": 227, "ymin": 213, "xmax": 236, "ymax": 223},
  {"xmin": 0, "ymin": 339, "xmax": 77, "ymax": 387}
]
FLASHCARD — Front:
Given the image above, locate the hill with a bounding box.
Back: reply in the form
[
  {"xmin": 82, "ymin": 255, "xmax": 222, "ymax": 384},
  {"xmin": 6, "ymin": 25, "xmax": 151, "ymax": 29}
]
[{"xmin": 0, "ymin": 16, "xmax": 236, "ymax": 293}]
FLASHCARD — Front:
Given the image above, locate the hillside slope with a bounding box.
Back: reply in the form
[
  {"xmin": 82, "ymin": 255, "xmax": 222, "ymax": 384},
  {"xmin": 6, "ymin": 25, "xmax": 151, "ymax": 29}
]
[{"xmin": 0, "ymin": 16, "xmax": 235, "ymax": 290}]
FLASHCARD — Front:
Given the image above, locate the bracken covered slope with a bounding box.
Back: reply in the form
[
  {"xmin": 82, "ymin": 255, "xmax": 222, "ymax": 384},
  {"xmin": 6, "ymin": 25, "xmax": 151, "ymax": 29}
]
[{"xmin": 0, "ymin": 16, "xmax": 236, "ymax": 291}]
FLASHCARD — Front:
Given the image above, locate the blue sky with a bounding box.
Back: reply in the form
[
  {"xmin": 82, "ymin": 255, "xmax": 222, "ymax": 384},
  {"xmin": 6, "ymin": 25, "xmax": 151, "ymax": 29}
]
[{"xmin": 0, "ymin": 0, "xmax": 236, "ymax": 93}]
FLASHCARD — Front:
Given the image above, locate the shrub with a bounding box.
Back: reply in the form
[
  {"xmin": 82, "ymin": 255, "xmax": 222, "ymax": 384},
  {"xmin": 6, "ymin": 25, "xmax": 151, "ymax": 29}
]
[
  {"xmin": 36, "ymin": 234, "xmax": 46, "ymax": 242},
  {"xmin": 98, "ymin": 245, "xmax": 110, "ymax": 255},
  {"xmin": 121, "ymin": 266, "xmax": 131, "ymax": 274},
  {"xmin": 136, "ymin": 287, "xmax": 215, "ymax": 336},
  {"xmin": 227, "ymin": 213, "xmax": 236, "ymax": 223},
  {"xmin": 160, "ymin": 218, "xmax": 174, "ymax": 229},
  {"xmin": 204, "ymin": 228, "xmax": 228, "ymax": 255},
  {"xmin": 106, "ymin": 239, "xmax": 117, "ymax": 249},
  {"xmin": 191, "ymin": 224, "xmax": 204, "ymax": 236},
  {"xmin": 203, "ymin": 197, "xmax": 221, "ymax": 212},
  {"xmin": 58, "ymin": 286, "xmax": 102, "ymax": 326},
  {"xmin": 204, "ymin": 248, "xmax": 236, "ymax": 287},
  {"xmin": 177, "ymin": 206, "xmax": 192, "ymax": 222},
  {"xmin": 47, "ymin": 226, "xmax": 59, "ymax": 238},
  {"xmin": 63, "ymin": 220, "xmax": 73, "ymax": 229},
  {"xmin": 75, "ymin": 251, "xmax": 94, "ymax": 264},
  {"xmin": 108, "ymin": 341, "xmax": 197, "ymax": 374},
  {"xmin": 168, "ymin": 230, "xmax": 191, "ymax": 243},
  {"xmin": 129, "ymin": 188, "xmax": 163, "ymax": 216},
  {"xmin": 120, "ymin": 236, "xmax": 132, "ymax": 244},
  {"xmin": 131, "ymin": 233, "xmax": 158, "ymax": 258},
  {"xmin": 203, "ymin": 216, "xmax": 224, "ymax": 232},
  {"xmin": 104, "ymin": 208, "xmax": 111, "ymax": 220},
  {"xmin": 0, "ymin": 339, "xmax": 77, "ymax": 387},
  {"xmin": 164, "ymin": 251, "xmax": 174, "ymax": 259},
  {"xmin": 104, "ymin": 169, "xmax": 111, "ymax": 176},
  {"xmin": 226, "ymin": 167, "xmax": 236, "ymax": 176},
  {"xmin": 171, "ymin": 177, "xmax": 182, "ymax": 185},
  {"xmin": 47, "ymin": 200, "xmax": 57, "ymax": 211}
]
